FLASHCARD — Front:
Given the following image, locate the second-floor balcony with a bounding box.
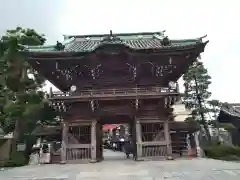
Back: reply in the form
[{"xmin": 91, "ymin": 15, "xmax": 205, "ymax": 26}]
[{"xmin": 49, "ymin": 86, "xmax": 179, "ymax": 101}]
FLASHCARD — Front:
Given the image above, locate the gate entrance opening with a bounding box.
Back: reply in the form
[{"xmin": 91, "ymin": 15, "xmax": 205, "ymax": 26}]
[{"xmin": 96, "ymin": 115, "xmax": 136, "ymax": 161}]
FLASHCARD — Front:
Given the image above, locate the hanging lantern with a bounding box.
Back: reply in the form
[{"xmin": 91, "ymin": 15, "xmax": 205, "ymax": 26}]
[
  {"xmin": 169, "ymin": 57, "xmax": 172, "ymax": 64},
  {"xmin": 70, "ymin": 85, "xmax": 77, "ymax": 92},
  {"xmin": 168, "ymin": 81, "xmax": 176, "ymax": 89}
]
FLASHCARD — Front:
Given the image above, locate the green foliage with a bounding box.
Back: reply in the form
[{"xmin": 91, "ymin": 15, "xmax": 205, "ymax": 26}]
[
  {"xmin": 219, "ymin": 123, "xmax": 236, "ymax": 131},
  {"xmin": 183, "ymin": 60, "xmax": 212, "ymax": 139},
  {"xmin": 0, "ymin": 139, "xmax": 7, "ymax": 147},
  {"xmin": 0, "ymin": 27, "xmax": 57, "ymax": 154},
  {"xmin": 0, "ymin": 27, "xmax": 45, "ymax": 133},
  {"xmin": 204, "ymin": 145, "xmax": 240, "ymax": 161},
  {"xmin": 207, "ymin": 99, "xmax": 222, "ymax": 126},
  {"xmin": 183, "ymin": 61, "xmax": 211, "ymax": 114},
  {"xmin": 3, "ymin": 151, "xmax": 27, "ymax": 167}
]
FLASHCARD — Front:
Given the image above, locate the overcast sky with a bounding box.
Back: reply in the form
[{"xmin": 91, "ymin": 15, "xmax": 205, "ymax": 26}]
[{"xmin": 0, "ymin": 0, "xmax": 239, "ymax": 103}]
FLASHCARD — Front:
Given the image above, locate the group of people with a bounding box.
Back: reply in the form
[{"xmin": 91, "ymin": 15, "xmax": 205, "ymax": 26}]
[{"xmin": 29, "ymin": 141, "xmax": 51, "ymax": 165}]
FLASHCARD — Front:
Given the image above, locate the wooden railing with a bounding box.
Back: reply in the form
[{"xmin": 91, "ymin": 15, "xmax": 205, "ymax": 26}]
[
  {"xmin": 66, "ymin": 144, "xmax": 91, "ymax": 162},
  {"xmin": 50, "ymin": 86, "xmax": 179, "ymax": 99},
  {"xmin": 142, "ymin": 144, "xmax": 168, "ymax": 157}
]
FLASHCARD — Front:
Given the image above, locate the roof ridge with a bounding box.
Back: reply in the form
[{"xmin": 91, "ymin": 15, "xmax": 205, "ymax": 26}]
[{"xmin": 64, "ymin": 31, "xmax": 165, "ymax": 39}]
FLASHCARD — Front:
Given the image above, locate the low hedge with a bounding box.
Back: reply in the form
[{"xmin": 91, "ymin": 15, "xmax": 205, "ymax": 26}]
[
  {"xmin": 204, "ymin": 145, "xmax": 240, "ymax": 160},
  {"xmin": 2, "ymin": 151, "xmax": 27, "ymax": 167}
]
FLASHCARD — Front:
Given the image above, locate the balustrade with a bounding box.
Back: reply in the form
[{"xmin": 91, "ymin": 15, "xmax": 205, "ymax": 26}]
[
  {"xmin": 50, "ymin": 86, "xmax": 179, "ymax": 99},
  {"xmin": 66, "ymin": 144, "xmax": 91, "ymax": 161},
  {"xmin": 142, "ymin": 144, "xmax": 168, "ymax": 157}
]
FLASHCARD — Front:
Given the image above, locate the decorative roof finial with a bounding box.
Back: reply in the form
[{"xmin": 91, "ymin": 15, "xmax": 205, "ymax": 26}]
[
  {"xmin": 54, "ymin": 41, "xmax": 65, "ymax": 51},
  {"xmin": 161, "ymin": 36, "xmax": 171, "ymax": 46}
]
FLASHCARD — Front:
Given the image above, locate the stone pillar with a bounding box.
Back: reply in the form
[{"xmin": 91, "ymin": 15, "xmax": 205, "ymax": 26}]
[
  {"xmin": 194, "ymin": 131, "xmax": 204, "ymax": 157},
  {"xmin": 135, "ymin": 119, "xmax": 142, "ymax": 158},
  {"xmin": 60, "ymin": 121, "xmax": 68, "ymax": 164},
  {"xmin": 164, "ymin": 121, "xmax": 172, "ymax": 156},
  {"xmin": 91, "ymin": 120, "xmax": 97, "ymax": 162}
]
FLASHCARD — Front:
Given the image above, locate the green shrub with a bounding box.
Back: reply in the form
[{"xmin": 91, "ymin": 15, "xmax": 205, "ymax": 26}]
[
  {"xmin": 0, "ymin": 139, "xmax": 7, "ymax": 147},
  {"xmin": 4, "ymin": 151, "xmax": 27, "ymax": 167},
  {"xmin": 204, "ymin": 145, "xmax": 240, "ymax": 160},
  {"xmin": 218, "ymin": 155, "xmax": 240, "ymax": 161}
]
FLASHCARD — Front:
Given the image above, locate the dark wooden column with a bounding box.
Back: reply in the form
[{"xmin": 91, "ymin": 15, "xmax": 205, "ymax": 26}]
[
  {"xmin": 135, "ymin": 118, "xmax": 142, "ymax": 158},
  {"xmin": 91, "ymin": 120, "xmax": 97, "ymax": 162},
  {"xmin": 164, "ymin": 120, "xmax": 172, "ymax": 155},
  {"xmin": 96, "ymin": 121, "xmax": 103, "ymax": 161},
  {"xmin": 60, "ymin": 121, "xmax": 68, "ymax": 164}
]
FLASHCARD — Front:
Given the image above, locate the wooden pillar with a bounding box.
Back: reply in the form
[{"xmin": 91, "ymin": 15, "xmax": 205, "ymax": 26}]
[
  {"xmin": 60, "ymin": 121, "xmax": 68, "ymax": 164},
  {"xmin": 91, "ymin": 120, "xmax": 97, "ymax": 162},
  {"xmin": 164, "ymin": 120, "xmax": 172, "ymax": 156},
  {"xmin": 135, "ymin": 119, "xmax": 142, "ymax": 158}
]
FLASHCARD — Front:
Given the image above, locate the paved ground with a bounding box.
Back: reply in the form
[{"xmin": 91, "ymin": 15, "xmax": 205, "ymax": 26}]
[{"xmin": 1, "ymin": 150, "xmax": 240, "ymax": 180}]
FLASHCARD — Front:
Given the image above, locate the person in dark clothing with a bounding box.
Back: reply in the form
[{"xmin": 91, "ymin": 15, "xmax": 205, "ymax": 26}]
[
  {"xmin": 123, "ymin": 141, "xmax": 132, "ymax": 158},
  {"xmin": 123, "ymin": 140, "xmax": 137, "ymax": 160}
]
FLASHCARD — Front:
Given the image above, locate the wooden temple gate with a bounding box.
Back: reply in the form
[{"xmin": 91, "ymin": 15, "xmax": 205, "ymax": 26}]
[
  {"xmin": 57, "ymin": 94, "xmax": 177, "ymax": 163},
  {"xmin": 23, "ymin": 31, "xmax": 208, "ymax": 163},
  {"xmin": 60, "ymin": 118, "xmax": 173, "ymax": 163}
]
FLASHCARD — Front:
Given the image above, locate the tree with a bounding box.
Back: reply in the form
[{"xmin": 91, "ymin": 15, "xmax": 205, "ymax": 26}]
[
  {"xmin": 207, "ymin": 99, "xmax": 222, "ymax": 123},
  {"xmin": 0, "ymin": 27, "xmax": 55, "ymax": 153},
  {"xmin": 207, "ymin": 99, "xmax": 223, "ymax": 140},
  {"xmin": 182, "ymin": 60, "xmax": 212, "ymax": 140}
]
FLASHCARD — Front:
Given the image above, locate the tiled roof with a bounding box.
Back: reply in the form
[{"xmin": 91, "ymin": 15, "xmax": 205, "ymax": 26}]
[
  {"xmin": 221, "ymin": 103, "xmax": 240, "ymax": 118},
  {"xmin": 32, "ymin": 125, "xmax": 61, "ymax": 136},
  {"xmin": 23, "ymin": 31, "xmax": 208, "ymax": 53},
  {"xmin": 64, "ymin": 38, "xmax": 164, "ymax": 52}
]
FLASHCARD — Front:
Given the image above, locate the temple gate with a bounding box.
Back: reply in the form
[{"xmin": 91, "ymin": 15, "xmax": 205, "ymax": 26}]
[{"xmin": 23, "ymin": 31, "xmax": 208, "ymax": 163}]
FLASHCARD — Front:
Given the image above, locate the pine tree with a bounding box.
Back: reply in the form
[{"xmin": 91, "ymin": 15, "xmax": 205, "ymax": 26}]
[
  {"xmin": 0, "ymin": 27, "xmax": 56, "ymax": 152},
  {"xmin": 182, "ymin": 60, "xmax": 212, "ymax": 140}
]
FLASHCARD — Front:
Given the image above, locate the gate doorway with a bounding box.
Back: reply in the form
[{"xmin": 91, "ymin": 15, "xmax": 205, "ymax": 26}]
[{"xmin": 95, "ymin": 115, "xmax": 137, "ymax": 161}]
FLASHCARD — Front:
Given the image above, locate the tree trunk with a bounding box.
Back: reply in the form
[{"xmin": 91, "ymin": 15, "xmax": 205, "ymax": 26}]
[
  {"xmin": 193, "ymin": 75, "xmax": 211, "ymax": 141},
  {"xmin": 202, "ymin": 122, "xmax": 211, "ymax": 141}
]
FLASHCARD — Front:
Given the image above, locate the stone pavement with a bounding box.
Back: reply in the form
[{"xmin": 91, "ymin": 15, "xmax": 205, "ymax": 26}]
[{"xmin": 0, "ymin": 152, "xmax": 240, "ymax": 180}]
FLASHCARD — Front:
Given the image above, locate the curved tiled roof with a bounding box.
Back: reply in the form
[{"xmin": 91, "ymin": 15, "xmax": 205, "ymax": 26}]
[
  {"xmin": 23, "ymin": 31, "xmax": 208, "ymax": 53},
  {"xmin": 221, "ymin": 103, "xmax": 240, "ymax": 118}
]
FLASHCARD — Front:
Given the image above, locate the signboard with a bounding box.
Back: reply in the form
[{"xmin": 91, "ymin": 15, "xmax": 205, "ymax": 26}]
[{"xmin": 17, "ymin": 143, "xmax": 26, "ymax": 151}]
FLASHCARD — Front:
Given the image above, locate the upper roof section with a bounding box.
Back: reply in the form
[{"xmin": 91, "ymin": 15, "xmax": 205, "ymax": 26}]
[{"xmin": 22, "ymin": 30, "xmax": 208, "ymax": 53}]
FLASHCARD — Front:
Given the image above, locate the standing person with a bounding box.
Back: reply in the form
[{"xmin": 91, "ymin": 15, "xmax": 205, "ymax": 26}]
[
  {"xmin": 131, "ymin": 139, "xmax": 137, "ymax": 160},
  {"xmin": 29, "ymin": 145, "xmax": 40, "ymax": 165},
  {"xmin": 123, "ymin": 140, "xmax": 131, "ymax": 158},
  {"xmin": 112, "ymin": 142, "xmax": 116, "ymax": 151}
]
